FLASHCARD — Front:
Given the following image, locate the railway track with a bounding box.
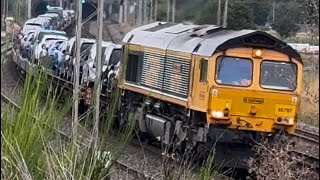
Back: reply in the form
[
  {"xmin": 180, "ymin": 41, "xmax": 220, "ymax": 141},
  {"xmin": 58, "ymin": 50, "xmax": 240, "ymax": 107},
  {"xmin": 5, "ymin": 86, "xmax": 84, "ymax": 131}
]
[
  {"xmin": 289, "ymin": 150, "xmax": 319, "ymax": 170},
  {"xmin": 291, "ymin": 128, "xmax": 319, "ymax": 170},
  {"xmin": 1, "ymin": 41, "xmax": 13, "ymax": 56},
  {"xmin": 293, "ymin": 128, "xmax": 319, "ymax": 144}
]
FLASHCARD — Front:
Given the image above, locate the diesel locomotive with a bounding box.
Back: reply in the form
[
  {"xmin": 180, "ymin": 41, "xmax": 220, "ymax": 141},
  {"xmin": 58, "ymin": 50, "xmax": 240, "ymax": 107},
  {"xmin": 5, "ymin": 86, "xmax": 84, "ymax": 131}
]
[{"xmin": 116, "ymin": 22, "xmax": 303, "ymax": 157}]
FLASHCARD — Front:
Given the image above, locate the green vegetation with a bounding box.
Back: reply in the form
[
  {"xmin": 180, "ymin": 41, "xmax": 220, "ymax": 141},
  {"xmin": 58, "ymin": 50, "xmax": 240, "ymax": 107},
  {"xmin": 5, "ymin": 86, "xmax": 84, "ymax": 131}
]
[
  {"xmin": 154, "ymin": 0, "xmax": 319, "ymax": 40},
  {"xmin": 1, "ymin": 69, "xmax": 136, "ymax": 179}
]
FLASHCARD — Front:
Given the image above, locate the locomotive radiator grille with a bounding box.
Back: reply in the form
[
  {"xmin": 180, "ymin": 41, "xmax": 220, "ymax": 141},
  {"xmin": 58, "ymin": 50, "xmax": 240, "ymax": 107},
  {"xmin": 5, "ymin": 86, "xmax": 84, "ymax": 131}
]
[
  {"xmin": 163, "ymin": 56, "xmax": 190, "ymax": 98},
  {"xmin": 141, "ymin": 48, "xmax": 191, "ymax": 99},
  {"xmin": 141, "ymin": 48, "xmax": 165, "ymax": 91}
]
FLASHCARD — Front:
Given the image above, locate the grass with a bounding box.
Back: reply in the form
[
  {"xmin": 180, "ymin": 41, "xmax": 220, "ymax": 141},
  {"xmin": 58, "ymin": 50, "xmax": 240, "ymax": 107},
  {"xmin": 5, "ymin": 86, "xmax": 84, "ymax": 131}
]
[{"xmin": 1, "ymin": 67, "xmax": 137, "ymax": 179}]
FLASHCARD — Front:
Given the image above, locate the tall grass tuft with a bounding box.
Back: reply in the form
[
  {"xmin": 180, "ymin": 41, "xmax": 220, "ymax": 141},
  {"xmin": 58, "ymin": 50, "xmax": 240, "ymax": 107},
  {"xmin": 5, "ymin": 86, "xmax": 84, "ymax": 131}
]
[{"xmin": 1, "ymin": 66, "xmax": 136, "ymax": 179}]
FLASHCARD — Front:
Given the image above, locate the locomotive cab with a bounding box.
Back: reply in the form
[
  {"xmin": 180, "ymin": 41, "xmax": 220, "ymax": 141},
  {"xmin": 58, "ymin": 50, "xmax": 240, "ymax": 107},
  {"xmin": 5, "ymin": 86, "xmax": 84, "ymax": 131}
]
[{"xmin": 203, "ymin": 47, "xmax": 302, "ymax": 134}]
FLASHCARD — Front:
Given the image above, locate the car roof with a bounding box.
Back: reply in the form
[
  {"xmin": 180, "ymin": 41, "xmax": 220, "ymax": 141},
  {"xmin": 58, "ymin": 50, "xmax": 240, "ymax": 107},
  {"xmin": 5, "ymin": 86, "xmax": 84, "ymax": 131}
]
[
  {"xmin": 42, "ymin": 34, "xmax": 68, "ymax": 40},
  {"xmin": 69, "ymin": 37, "xmax": 96, "ymax": 44},
  {"xmin": 39, "ymin": 30, "xmax": 67, "ymax": 34},
  {"xmin": 47, "ymin": 7, "xmax": 63, "ymax": 10},
  {"xmin": 35, "ymin": 18, "xmax": 49, "ymax": 22},
  {"xmin": 25, "ymin": 18, "xmax": 42, "ymax": 24},
  {"xmin": 44, "ymin": 13, "xmax": 59, "ymax": 17},
  {"xmin": 38, "ymin": 14, "xmax": 54, "ymax": 19}
]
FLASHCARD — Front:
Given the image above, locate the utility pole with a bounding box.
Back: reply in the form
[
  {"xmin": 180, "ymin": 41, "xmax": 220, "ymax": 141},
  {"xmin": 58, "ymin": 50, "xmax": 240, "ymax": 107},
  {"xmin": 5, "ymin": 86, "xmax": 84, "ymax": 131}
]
[
  {"xmin": 119, "ymin": 1, "xmax": 124, "ymax": 24},
  {"xmin": 138, "ymin": 0, "xmax": 143, "ymax": 26},
  {"xmin": 150, "ymin": 0, "xmax": 153, "ymax": 22},
  {"xmin": 2, "ymin": 0, "xmax": 6, "ymax": 23},
  {"xmin": 272, "ymin": 2, "xmax": 275, "ymax": 23},
  {"xmin": 155, "ymin": 0, "xmax": 158, "ymax": 21},
  {"xmin": 143, "ymin": 0, "xmax": 147, "ymax": 24},
  {"xmin": 172, "ymin": 0, "xmax": 176, "ymax": 23},
  {"xmin": 73, "ymin": 0, "xmax": 82, "ymax": 137},
  {"xmin": 217, "ymin": 0, "xmax": 221, "ymax": 26},
  {"xmin": 222, "ymin": 0, "xmax": 228, "ymax": 28},
  {"xmin": 93, "ymin": 0, "xmax": 104, "ymax": 147},
  {"xmin": 109, "ymin": 3, "xmax": 113, "ymax": 20},
  {"xmin": 167, "ymin": 0, "xmax": 170, "ymax": 22},
  {"xmin": 123, "ymin": 0, "xmax": 128, "ymax": 24},
  {"xmin": 59, "ymin": 0, "xmax": 63, "ymax": 7},
  {"xmin": 6, "ymin": 0, "xmax": 8, "ymax": 18},
  {"xmin": 27, "ymin": 0, "xmax": 32, "ymax": 19}
]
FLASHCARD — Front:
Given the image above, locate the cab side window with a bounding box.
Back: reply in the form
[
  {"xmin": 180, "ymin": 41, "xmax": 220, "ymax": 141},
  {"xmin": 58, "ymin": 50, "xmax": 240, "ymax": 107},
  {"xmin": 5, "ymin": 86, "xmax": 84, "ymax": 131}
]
[
  {"xmin": 126, "ymin": 53, "xmax": 140, "ymax": 83},
  {"xmin": 199, "ymin": 58, "xmax": 208, "ymax": 82}
]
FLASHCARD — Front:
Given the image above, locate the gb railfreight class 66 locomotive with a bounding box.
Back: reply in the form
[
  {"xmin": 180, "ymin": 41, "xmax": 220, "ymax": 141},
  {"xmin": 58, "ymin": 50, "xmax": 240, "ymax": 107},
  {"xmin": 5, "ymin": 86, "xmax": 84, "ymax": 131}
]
[{"xmin": 116, "ymin": 22, "xmax": 303, "ymax": 159}]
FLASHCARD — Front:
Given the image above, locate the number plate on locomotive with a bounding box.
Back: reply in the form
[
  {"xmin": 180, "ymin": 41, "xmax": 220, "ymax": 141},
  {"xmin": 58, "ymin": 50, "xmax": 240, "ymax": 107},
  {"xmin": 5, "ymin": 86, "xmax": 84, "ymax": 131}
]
[{"xmin": 243, "ymin": 97, "xmax": 264, "ymax": 104}]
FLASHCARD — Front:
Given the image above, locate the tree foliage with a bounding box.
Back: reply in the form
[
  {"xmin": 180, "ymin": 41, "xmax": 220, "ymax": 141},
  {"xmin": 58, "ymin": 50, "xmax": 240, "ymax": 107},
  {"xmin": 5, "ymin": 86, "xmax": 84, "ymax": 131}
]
[
  {"xmin": 272, "ymin": 1, "xmax": 304, "ymax": 38},
  {"xmin": 151, "ymin": 0, "xmax": 313, "ymax": 39},
  {"xmin": 227, "ymin": 0, "xmax": 256, "ymax": 30},
  {"xmin": 194, "ymin": 0, "xmax": 219, "ymax": 25},
  {"xmin": 304, "ymin": 0, "xmax": 319, "ymax": 34},
  {"xmin": 251, "ymin": 1, "xmax": 272, "ymax": 26}
]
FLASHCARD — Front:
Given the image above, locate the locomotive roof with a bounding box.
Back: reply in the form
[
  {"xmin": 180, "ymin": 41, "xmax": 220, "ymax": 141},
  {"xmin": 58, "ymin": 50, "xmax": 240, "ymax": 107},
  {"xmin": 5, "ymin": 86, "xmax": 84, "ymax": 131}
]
[{"xmin": 123, "ymin": 22, "xmax": 302, "ymax": 63}]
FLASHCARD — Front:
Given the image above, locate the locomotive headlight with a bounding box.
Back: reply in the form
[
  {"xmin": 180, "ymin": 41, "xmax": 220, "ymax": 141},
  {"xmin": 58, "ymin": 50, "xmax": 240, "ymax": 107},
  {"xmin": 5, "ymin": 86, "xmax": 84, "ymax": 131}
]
[
  {"xmin": 252, "ymin": 49, "xmax": 263, "ymax": 58},
  {"xmin": 283, "ymin": 117, "xmax": 294, "ymax": 125},
  {"xmin": 211, "ymin": 111, "xmax": 224, "ymax": 118},
  {"xmin": 288, "ymin": 117, "xmax": 294, "ymax": 125},
  {"xmin": 275, "ymin": 117, "xmax": 294, "ymax": 125}
]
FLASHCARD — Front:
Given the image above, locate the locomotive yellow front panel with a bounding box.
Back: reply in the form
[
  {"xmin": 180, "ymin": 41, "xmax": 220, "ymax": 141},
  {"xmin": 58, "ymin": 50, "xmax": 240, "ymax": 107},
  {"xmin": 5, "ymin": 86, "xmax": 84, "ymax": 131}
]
[
  {"xmin": 207, "ymin": 88, "xmax": 298, "ymax": 133},
  {"xmin": 205, "ymin": 47, "xmax": 302, "ymax": 134}
]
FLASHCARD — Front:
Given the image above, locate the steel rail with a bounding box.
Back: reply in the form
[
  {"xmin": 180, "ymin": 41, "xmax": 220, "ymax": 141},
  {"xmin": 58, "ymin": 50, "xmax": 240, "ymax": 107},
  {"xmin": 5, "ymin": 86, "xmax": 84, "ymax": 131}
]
[
  {"xmin": 293, "ymin": 128, "xmax": 319, "ymax": 144},
  {"xmin": 289, "ymin": 149, "xmax": 319, "ymax": 169}
]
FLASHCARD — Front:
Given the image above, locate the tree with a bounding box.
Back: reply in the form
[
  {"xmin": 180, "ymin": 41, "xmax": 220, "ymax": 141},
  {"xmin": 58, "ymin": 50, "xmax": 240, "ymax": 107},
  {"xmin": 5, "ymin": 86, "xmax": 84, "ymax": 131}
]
[
  {"xmin": 251, "ymin": 2, "xmax": 271, "ymax": 26},
  {"xmin": 194, "ymin": 0, "xmax": 218, "ymax": 24},
  {"xmin": 227, "ymin": 0, "xmax": 255, "ymax": 30},
  {"xmin": 194, "ymin": 0, "xmax": 255, "ymax": 29},
  {"xmin": 272, "ymin": 1, "xmax": 304, "ymax": 38},
  {"xmin": 304, "ymin": 0, "xmax": 319, "ymax": 36}
]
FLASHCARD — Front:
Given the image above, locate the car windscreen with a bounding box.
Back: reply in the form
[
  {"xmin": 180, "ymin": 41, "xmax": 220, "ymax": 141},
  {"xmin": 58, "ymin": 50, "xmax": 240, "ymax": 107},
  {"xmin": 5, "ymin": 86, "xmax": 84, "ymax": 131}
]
[
  {"xmin": 68, "ymin": 42, "xmax": 94, "ymax": 58},
  {"xmin": 26, "ymin": 23, "xmax": 42, "ymax": 28},
  {"xmin": 107, "ymin": 49, "xmax": 121, "ymax": 66},
  {"xmin": 38, "ymin": 32, "xmax": 66, "ymax": 42},
  {"xmin": 44, "ymin": 38, "xmax": 63, "ymax": 44}
]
